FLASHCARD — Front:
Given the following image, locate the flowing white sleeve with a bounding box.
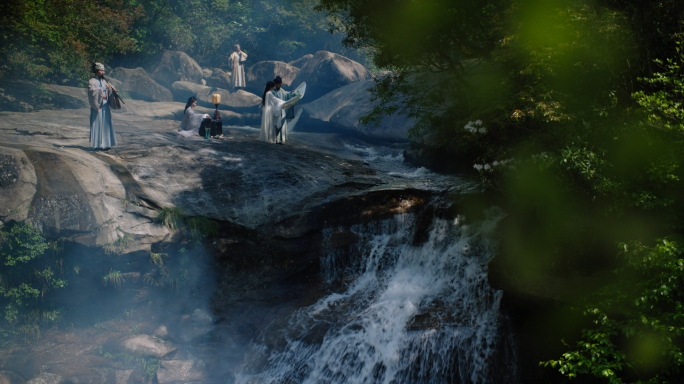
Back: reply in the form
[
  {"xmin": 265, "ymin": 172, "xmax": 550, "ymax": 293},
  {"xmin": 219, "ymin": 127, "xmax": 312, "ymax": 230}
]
[
  {"xmin": 268, "ymin": 93, "xmax": 286, "ymax": 117},
  {"xmin": 240, "ymin": 52, "xmax": 247, "ymax": 62},
  {"xmin": 87, "ymin": 78, "xmax": 103, "ymax": 110}
]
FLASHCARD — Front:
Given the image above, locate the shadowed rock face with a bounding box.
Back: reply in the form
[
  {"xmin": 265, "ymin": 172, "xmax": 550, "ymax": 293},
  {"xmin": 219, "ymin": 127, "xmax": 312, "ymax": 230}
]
[
  {"xmin": 109, "ymin": 67, "xmax": 173, "ymax": 102},
  {"xmin": 288, "ymin": 54, "xmax": 313, "ymax": 69},
  {"xmin": 292, "ymin": 51, "xmax": 372, "ymax": 99},
  {"xmin": 146, "ymin": 50, "xmax": 204, "ymax": 88},
  {"xmin": 300, "ymin": 80, "xmax": 415, "ymax": 141},
  {"xmin": 246, "ymin": 61, "xmax": 299, "ymax": 90},
  {"xmin": 205, "ymin": 68, "xmax": 232, "ymax": 89},
  {"xmin": 171, "ymin": 81, "xmax": 212, "ymax": 102}
]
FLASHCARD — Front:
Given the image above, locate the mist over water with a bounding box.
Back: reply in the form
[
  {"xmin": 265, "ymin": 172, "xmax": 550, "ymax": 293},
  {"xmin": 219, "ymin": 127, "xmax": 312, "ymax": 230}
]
[{"xmin": 234, "ymin": 208, "xmax": 517, "ymax": 384}]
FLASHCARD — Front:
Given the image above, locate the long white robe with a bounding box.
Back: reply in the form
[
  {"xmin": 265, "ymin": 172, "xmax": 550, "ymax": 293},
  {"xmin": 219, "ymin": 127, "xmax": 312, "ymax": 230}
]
[
  {"xmin": 175, "ymin": 107, "xmax": 207, "ymax": 137},
  {"xmin": 88, "ymin": 77, "xmax": 117, "ymax": 149},
  {"xmin": 259, "ymin": 92, "xmax": 287, "ymax": 143},
  {"xmin": 272, "ymin": 88, "xmax": 295, "ymax": 119},
  {"xmin": 229, "ymin": 51, "xmax": 247, "ymax": 88}
]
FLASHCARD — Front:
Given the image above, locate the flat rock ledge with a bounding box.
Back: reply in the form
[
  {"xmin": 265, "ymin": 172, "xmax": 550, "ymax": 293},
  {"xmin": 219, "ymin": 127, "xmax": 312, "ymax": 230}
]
[{"xmin": 0, "ymin": 102, "xmax": 425, "ymax": 253}]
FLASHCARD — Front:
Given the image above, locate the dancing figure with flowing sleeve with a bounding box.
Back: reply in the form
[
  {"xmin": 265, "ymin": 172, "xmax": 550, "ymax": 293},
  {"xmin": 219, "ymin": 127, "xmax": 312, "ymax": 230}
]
[{"xmin": 259, "ymin": 81, "xmax": 289, "ymax": 144}]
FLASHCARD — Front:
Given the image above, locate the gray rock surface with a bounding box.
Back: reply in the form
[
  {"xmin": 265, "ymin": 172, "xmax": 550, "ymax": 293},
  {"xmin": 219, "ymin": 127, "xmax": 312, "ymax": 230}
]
[
  {"xmin": 157, "ymin": 356, "xmax": 206, "ymax": 384},
  {"xmin": 288, "ymin": 54, "xmax": 313, "ymax": 69},
  {"xmin": 0, "ymin": 371, "xmax": 25, "ymax": 384},
  {"xmin": 300, "ymin": 80, "xmax": 415, "ymax": 141},
  {"xmin": 246, "ymin": 61, "xmax": 299, "ymax": 89},
  {"xmin": 146, "ymin": 50, "xmax": 204, "ymax": 88},
  {"xmin": 109, "ymin": 67, "xmax": 173, "ymax": 102},
  {"xmin": 196, "ymin": 89, "xmax": 260, "ymax": 110},
  {"xmin": 171, "ymin": 82, "xmax": 212, "ymax": 103},
  {"xmin": 204, "ymin": 68, "xmax": 231, "ymax": 89},
  {"xmin": 0, "ymin": 147, "xmax": 36, "ymax": 224},
  {"xmin": 292, "ymin": 51, "xmax": 372, "ymax": 99},
  {"xmin": 39, "ymin": 83, "xmax": 88, "ymax": 108},
  {"xmin": 201, "ymin": 68, "xmax": 212, "ymax": 79},
  {"xmin": 26, "ymin": 374, "xmax": 61, "ymax": 384}
]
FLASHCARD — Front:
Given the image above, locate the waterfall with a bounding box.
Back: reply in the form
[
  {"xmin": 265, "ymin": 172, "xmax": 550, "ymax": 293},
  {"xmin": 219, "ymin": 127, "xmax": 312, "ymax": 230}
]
[{"xmin": 234, "ymin": 207, "xmax": 517, "ymax": 384}]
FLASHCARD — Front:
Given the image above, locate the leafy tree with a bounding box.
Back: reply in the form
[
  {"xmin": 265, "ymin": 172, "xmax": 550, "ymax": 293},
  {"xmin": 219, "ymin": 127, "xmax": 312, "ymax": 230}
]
[{"xmin": 0, "ymin": 224, "xmax": 67, "ymax": 340}]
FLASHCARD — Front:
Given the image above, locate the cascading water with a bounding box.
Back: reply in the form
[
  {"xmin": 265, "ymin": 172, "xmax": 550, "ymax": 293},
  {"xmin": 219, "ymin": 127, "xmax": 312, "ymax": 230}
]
[{"xmin": 234, "ymin": 207, "xmax": 516, "ymax": 384}]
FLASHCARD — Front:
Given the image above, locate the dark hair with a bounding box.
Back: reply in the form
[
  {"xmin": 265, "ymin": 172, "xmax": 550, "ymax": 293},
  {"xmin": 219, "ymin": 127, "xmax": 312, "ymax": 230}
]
[
  {"xmin": 262, "ymin": 81, "xmax": 275, "ymax": 106},
  {"xmin": 91, "ymin": 63, "xmax": 98, "ymax": 73},
  {"xmin": 273, "ymin": 76, "xmax": 282, "ymax": 84},
  {"xmin": 185, "ymin": 96, "xmax": 198, "ymax": 112}
]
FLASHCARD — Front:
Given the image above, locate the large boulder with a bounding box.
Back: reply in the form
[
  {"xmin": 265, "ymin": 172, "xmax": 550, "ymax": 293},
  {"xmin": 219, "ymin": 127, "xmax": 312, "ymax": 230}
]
[
  {"xmin": 288, "ymin": 54, "xmax": 313, "ymax": 69},
  {"xmin": 39, "ymin": 83, "xmax": 88, "ymax": 108},
  {"xmin": 146, "ymin": 50, "xmax": 203, "ymax": 88},
  {"xmin": 292, "ymin": 51, "xmax": 372, "ymax": 99},
  {"xmin": 109, "ymin": 67, "xmax": 173, "ymax": 102},
  {"xmin": 205, "ymin": 68, "xmax": 232, "ymax": 89},
  {"xmin": 300, "ymin": 80, "xmax": 414, "ymax": 141},
  {"xmin": 118, "ymin": 334, "xmax": 177, "ymax": 358},
  {"xmin": 196, "ymin": 89, "xmax": 260, "ymax": 110},
  {"xmin": 201, "ymin": 68, "xmax": 213, "ymax": 79},
  {"xmin": 246, "ymin": 61, "xmax": 299, "ymax": 91},
  {"xmin": 171, "ymin": 81, "xmax": 212, "ymax": 103}
]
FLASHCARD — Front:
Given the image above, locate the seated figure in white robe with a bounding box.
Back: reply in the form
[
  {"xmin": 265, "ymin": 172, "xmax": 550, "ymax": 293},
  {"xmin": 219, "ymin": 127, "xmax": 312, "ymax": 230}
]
[
  {"xmin": 175, "ymin": 96, "xmax": 210, "ymax": 137},
  {"xmin": 88, "ymin": 63, "xmax": 117, "ymax": 149}
]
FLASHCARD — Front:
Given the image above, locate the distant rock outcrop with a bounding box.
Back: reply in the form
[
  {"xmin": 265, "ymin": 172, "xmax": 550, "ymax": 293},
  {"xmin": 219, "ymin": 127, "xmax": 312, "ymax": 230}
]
[
  {"xmin": 196, "ymin": 88, "xmax": 261, "ymax": 110},
  {"xmin": 109, "ymin": 67, "xmax": 173, "ymax": 102},
  {"xmin": 288, "ymin": 54, "xmax": 313, "ymax": 69},
  {"xmin": 246, "ymin": 61, "xmax": 299, "ymax": 90},
  {"xmin": 146, "ymin": 50, "xmax": 204, "ymax": 88},
  {"xmin": 205, "ymin": 68, "xmax": 232, "ymax": 89},
  {"xmin": 300, "ymin": 80, "xmax": 414, "ymax": 141},
  {"xmin": 171, "ymin": 81, "xmax": 212, "ymax": 102},
  {"xmin": 292, "ymin": 51, "xmax": 372, "ymax": 99}
]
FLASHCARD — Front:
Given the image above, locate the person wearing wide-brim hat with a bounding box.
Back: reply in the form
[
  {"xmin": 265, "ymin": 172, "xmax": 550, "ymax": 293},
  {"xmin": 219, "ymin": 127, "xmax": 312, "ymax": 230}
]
[{"xmin": 87, "ymin": 62, "xmax": 117, "ymax": 150}]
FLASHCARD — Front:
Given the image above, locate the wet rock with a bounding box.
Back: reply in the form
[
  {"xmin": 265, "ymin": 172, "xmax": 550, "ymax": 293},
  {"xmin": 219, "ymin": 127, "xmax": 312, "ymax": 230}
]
[
  {"xmin": 146, "ymin": 50, "xmax": 204, "ymax": 89},
  {"xmin": 205, "ymin": 68, "xmax": 231, "ymax": 89},
  {"xmin": 292, "ymin": 51, "xmax": 372, "ymax": 99},
  {"xmin": 171, "ymin": 82, "xmax": 211, "ymax": 103},
  {"xmin": 26, "ymin": 374, "xmax": 61, "ymax": 384},
  {"xmin": 154, "ymin": 325, "xmax": 169, "ymax": 339},
  {"xmin": 0, "ymin": 148, "xmax": 37, "ymax": 223},
  {"xmin": 156, "ymin": 350, "xmax": 207, "ymax": 384},
  {"xmin": 300, "ymin": 80, "xmax": 415, "ymax": 141},
  {"xmin": 0, "ymin": 371, "xmax": 25, "ymax": 384},
  {"xmin": 118, "ymin": 334, "xmax": 177, "ymax": 359},
  {"xmin": 246, "ymin": 61, "xmax": 299, "ymax": 90},
  {"xmin": 113, "ymin": 370, "xmax": 132, "ymax": 384},
  {"xmin": 170, "ymin": 309, "xmax": 214, "ymax": 343},
  {"xmin": 288, "ymin": 54, "xmax": 313, "ymax": 69},
  {"xmin": 109, "ymin": 67, "xmax": 173, "ymax": 102},
  {"xmin": 60, "ymin": 370, "xmax": 106, "ymax": 384}
]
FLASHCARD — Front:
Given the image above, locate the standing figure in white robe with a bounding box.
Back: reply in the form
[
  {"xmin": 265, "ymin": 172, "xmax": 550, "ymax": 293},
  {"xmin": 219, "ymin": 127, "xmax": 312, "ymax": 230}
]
[
  {"xmin": 229, "ymin": 45, "xmax": 247, "ymax": 88},
  {"xmin": 175, "ymin": 96, "xmax": 210, "ymax": 137},
  {"xmin": 259, "ymin": 81, "xmax": 288, "ymax": 144},
  {"xmin": 88, "ymin": 63, "xmax": 117, "ymax": 150},
  {"xmin": 272, "ymin": 76, "xmax": 295, "ymax": 119}
]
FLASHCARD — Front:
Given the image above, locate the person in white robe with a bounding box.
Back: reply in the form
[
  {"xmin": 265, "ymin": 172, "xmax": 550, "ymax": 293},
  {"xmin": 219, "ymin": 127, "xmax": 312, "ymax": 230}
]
[
  {"xmin": 229, "ymin": 45, "xmax": 247, "ymax": 88},
  {"xmin": 88, "ymin": 63, "xmax": 117, "ymax": 150},
  {"xmin": 259, "ymin": 81, "xmax": 302, "ymax": 144},
  {"xmin": 175, "ymin": 96, "xmax": 210, "ymax": 137},
  {"xmin": 272, "ymin": 76, "xmax": 295, "ymax": 119}
]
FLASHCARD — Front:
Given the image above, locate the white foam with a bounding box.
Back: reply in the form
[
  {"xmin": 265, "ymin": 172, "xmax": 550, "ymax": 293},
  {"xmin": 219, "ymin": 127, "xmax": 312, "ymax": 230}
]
[{"xmin": 234, "ymin": 208, "xmax": 517, "ymax": 384}]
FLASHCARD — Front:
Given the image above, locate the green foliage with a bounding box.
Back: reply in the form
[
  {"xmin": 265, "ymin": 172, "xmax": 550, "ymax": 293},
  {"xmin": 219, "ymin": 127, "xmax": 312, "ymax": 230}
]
[
  {"xmin": 157, "ymin": 207, "xmax": 218, "ymax": 242},
  {"xmin": 103, "ymin": 269, "xmax": 125, "ymax": 288},
  {"xmin": 0, "ymin": 0, "xmax": 143, "ymax": 83},
  {"xmin": 0, "ymin": 224, "xmax": 67, "ymax": 340},
  {"xmin": 544, "ymin": 239, "xmax": 684, "ymax": 383}
]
